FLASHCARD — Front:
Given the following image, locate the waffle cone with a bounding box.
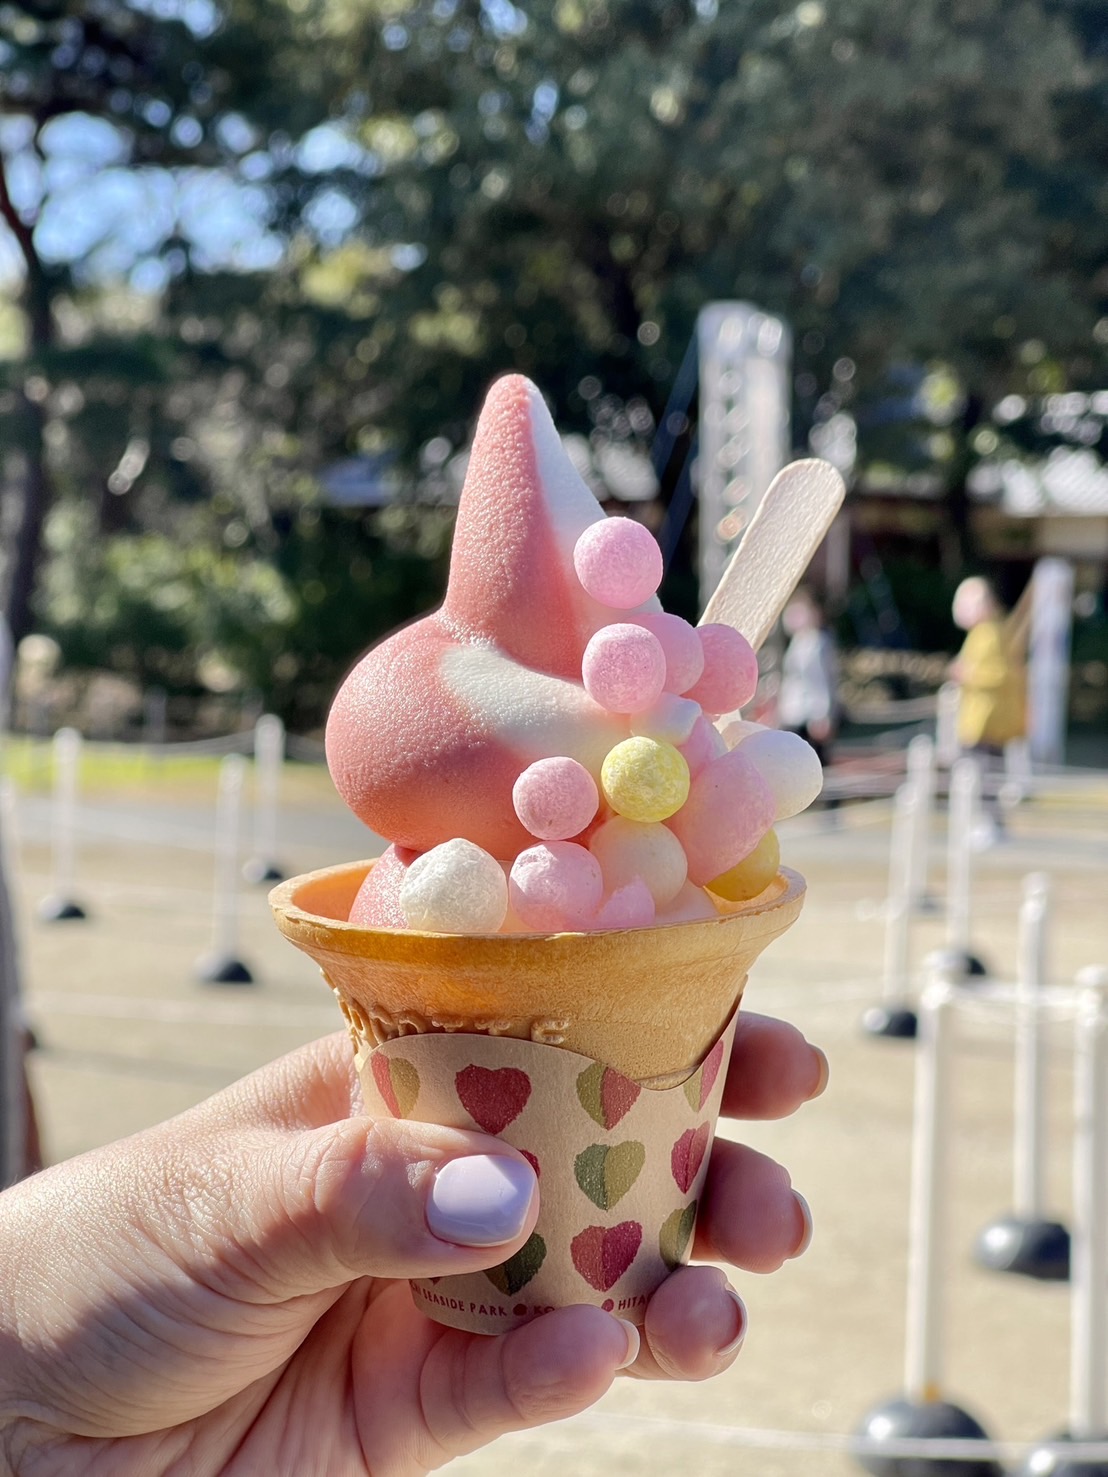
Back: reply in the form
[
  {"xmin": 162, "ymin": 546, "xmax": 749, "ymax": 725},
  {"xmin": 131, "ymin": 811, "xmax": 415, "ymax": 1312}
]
[{"xmin": 271, "ymin": 861, "xmax": 805, "ymax": 1085}]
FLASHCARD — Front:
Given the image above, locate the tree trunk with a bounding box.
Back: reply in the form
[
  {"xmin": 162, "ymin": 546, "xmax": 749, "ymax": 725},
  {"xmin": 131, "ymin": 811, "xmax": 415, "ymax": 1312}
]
[{"xmin": 0, "ymin": 149, "xmax": 55, "ymax": 645}]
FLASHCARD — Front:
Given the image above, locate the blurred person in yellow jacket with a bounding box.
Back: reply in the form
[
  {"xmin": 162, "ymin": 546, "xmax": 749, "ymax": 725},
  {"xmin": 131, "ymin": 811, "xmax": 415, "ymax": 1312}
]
[{"xmin": 950, "ymin": 576, "xmax": 1027, "ymax": 840}]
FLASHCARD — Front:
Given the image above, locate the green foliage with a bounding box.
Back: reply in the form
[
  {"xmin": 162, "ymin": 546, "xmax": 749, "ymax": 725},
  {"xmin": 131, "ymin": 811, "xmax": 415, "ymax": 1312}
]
[{"xmin": 2, "ymin": 0, "xmax": 1107, "ymax": 723}]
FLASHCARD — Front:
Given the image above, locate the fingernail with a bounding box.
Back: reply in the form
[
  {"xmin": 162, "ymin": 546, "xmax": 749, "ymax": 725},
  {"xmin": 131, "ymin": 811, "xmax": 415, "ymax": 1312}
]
[
  {"xmin": 716, "ymin": 1288, "xmax": 747, "ymax": 1359},
  {"xmin": 789, "ymin": 1191, "xmax": 814, "ymax": 1259},
  {"xmin": 427, "ymin": 1155, "xmax": 536, "ymax": 1247},
  {"xmin": 808, "ymin": 1047, "xmax": 830, "ymax": 1100},
  {"xmin": 615, "ymin": 1318, "xmax": 640, "ymax": 1369}
]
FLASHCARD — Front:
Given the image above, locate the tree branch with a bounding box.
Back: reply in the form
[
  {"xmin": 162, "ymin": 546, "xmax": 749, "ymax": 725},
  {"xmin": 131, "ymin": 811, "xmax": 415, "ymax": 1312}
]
[{"xmin": 0, "ymin": 149, "xmax": 40, "ymax": 284}]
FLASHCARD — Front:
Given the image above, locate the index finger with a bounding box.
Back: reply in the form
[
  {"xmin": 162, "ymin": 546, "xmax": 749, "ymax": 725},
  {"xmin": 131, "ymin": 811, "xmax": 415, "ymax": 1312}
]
[{"xmin": 720, "ymin": 1011, "xmax": 828, "ymax": 1122}]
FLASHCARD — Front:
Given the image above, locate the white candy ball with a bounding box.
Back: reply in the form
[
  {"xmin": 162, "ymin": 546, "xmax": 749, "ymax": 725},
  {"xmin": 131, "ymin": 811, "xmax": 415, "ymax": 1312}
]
[
  {"xmin": 399, "ymin": 838, "xmax": 509, "ymax": 933},
  {"xmin": 588, "ymin": 815, "xmax": 688, "ymax": 906},
  {"xmin": 736, "ymin": 728, "xmax": 824, "ymax": 820},
  {"xmin": 630, "ymin": 691, "xmax": 701, "ymax": 746},
  {"xmin": 655, "ymin": 881, "xmax": 720, "ymax": 925}
]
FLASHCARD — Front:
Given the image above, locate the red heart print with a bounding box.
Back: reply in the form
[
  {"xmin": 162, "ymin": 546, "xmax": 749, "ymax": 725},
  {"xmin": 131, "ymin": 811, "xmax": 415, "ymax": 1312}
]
[
  {"xmin": 571, "ymin": 1221, "xmax": 643, "ymax": 1292},
  {"xmin": 455, "ymin": 1065, "xmax": 532, "ymax": 1134},
  {"xmin": 671, "ymin": 1123, "xmax": 710, "ymax": 1194},
  {"xmin": 698, "ymin": 1037, "xmax": 725, "ymax": 1110},
  {"xmin": 371, "ymin": 1053, "xmax": 398, "ymax": 1115}
]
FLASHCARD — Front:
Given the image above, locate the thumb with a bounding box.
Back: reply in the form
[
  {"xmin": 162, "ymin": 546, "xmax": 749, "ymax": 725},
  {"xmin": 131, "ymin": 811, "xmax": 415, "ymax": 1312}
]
[{"xmin": 177, "ymin": 1116, "xmax": 541, "ymax": 1301}]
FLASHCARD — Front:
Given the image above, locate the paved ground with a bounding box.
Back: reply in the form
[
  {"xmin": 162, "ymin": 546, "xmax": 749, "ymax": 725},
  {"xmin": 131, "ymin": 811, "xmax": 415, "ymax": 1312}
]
[{"xmin": 6, "ymin": 760, "xmax": 1108, "ymax": 1476}]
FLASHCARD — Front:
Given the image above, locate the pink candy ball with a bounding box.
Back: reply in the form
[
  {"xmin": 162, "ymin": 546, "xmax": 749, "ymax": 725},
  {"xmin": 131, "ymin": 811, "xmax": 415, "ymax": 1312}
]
[
  {"xmin": 573, "ymin": 518, "xmax": 664, "ymax": 609},
  {"xmin": 679, "ymin": 715, "xmax": 728, "ymax": 777},
  {"xmin": 633, "ymin": 612, "xmax": 705, "ymax": 695},
  {"xmin": 592, "ymin": 878, "xmax": 656, "ymax": 931},
  {"xmin": 666, "ymin": 745, "xmax": 776, "ymax": 885},
  {"xmin": 684, "ymin": 624, "xmax": 759, "ymax": 715},
  {"xmin": 509, "ymin": 841, "xmax": 604, "ymax": 931},
  {"xmin": 512, "ymin": 756, "xmax": 599, "ymax": 841},
  {"xmin": 582, "ymin": 623, "xmax": 666, "ymax": 714},
  {"xmin": 348, "ymin": 844, "xmax": 417, "ymax": 928}
]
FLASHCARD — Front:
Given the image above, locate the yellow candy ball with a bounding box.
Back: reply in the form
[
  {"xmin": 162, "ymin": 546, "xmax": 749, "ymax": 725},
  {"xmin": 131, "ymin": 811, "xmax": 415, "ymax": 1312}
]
[
  {"xmin": 706, "ymin": 828, "xmax": 780, "ymax": 903},
  {"xmin": 600, "ymin": 736, "xmax": 690, "ymax": 823}
]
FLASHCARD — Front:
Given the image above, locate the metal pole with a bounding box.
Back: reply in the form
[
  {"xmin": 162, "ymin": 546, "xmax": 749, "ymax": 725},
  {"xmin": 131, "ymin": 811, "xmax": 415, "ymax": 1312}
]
[
  {"xmin": 904, "ymin": 964, "xmax": 957, "ymax": 1403},
  {"xmin": 1070, "ymin": 965, "xmax": 1108, "ymax": 1438},
  {"xmin": 1013, "ymin": 874, "xmax": 1050, "ymax": 1221},
  {"xmin": 945, "ymin": 758, "xmax": 979, "ymax": 957}
]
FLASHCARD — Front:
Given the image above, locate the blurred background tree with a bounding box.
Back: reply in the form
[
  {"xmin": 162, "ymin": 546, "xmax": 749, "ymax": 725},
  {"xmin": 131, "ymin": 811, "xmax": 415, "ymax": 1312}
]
[{"xmin": 1, "ymin": 0, "xmax": 1105, "ymax": 726}]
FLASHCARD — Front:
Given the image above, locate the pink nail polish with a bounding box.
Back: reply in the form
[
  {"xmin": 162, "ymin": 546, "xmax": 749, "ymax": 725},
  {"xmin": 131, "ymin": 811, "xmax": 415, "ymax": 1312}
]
[{"xmin": 427, "ymin": 1155, "xmax": 536, "ymax": 1247}]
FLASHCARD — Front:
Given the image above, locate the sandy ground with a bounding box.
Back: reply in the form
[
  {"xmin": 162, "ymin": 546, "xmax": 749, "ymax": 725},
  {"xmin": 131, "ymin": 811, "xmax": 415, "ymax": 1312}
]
[{"xmin": 6, "ymin": 764, "xmax": 1108, "ymax": 1476}]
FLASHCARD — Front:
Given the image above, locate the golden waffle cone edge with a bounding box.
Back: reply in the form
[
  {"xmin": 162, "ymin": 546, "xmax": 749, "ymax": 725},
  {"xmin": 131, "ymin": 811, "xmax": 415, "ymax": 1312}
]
[{"xmin": 270, "ymin": 861, "xmax": 805, "ymax": 1086}]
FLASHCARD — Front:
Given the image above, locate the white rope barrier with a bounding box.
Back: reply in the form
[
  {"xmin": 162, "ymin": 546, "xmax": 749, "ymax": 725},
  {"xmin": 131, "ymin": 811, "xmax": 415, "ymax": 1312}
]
[{"xmin": 515, "ymin": 1411, "xmax": 1108, "ymax": 1463}]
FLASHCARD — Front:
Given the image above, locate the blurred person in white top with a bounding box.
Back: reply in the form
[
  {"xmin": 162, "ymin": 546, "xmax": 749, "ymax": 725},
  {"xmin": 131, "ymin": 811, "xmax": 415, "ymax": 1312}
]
[{"xmin": 777, "ymin": 590, "xmax": 840, "ymax": 772}]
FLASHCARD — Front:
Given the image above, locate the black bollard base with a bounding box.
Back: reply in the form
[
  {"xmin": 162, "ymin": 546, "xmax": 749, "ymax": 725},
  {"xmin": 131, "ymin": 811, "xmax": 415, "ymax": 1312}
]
[
  {"xmin": 194, "ymin": 952, "xmax": 255, "ymax": 985},
  {"xmin": 862, "ymin": 1005, "xmax": 919, "ymax": 1040},
  {"xmin": 854, "ymin": 1396, "xmax": 1002, "ymax": 1477},
  {"xmin": 37, "ymin": 894, "xmax": 88, "ymax": 922},
  {"xmin": 242, "ymin": 857, "xmax": 285, "ymax": 885},
  {"xmin": 1013, "ymin": 1431, "xmax": 1108, "ymax": 1476},
  {"xmin": 974, "ymin": 1214, "xmax": 1070, "ymax": 1281}
]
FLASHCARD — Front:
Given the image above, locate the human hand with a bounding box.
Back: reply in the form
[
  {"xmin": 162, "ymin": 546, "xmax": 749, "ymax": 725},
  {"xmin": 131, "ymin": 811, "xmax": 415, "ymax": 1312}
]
[{"xmin": 0, "ymin": 1020, "xmax": 826, "ymax": 1477}]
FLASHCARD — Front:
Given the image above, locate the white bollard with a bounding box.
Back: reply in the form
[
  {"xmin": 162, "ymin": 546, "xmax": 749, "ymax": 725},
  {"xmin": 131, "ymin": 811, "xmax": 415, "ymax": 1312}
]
[
  {"xmin": 1070, "ymin": 965, "xmax": 1108, "ymax": 1439},
  {"xmin": 194, "ymin": 754, "xmax": 254, "ymax": 984},
  {"xmin": 904, "ymin": 962, "xmax": 958, "ymax": 1403},
  {"xmin": 881, "ymin": 783, "xmax": 916, "ymax": 1006},
  {"xmin": 935, "ymin": 682, "xmax": 961, "ymax": 767},
  {"xmin": 245, "ymin": 714, "xmax": 285, "ymax": 884},
  {"xmin": 38, "ymin": 728, "xmax": 87, "ymax": 921},
  {"xmin": 944, "ymin": 758, "xmax": 980, "ymax": 965},
  {"xmin": 905, "ymin": 735, "xmax": 936, "ymax": 914},
  {"xmin": 1013, "ymin": 874, "xmax": 1050, "ymax": 1221}
]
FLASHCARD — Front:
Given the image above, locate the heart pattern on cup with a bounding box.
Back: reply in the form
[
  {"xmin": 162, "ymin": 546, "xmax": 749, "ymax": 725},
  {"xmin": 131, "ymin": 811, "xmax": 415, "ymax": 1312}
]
[
  {"xmin": 455, "ymin": 1065, "xmax": 532, "ymax": 1134},
  {"xmin": 576, "ymin": 1061, "xmax": 641, "ymax": 1130},
  {"xmin": 659, "ymin": 1202, "xmax": 698, "ymax": 1269},
  {"xmin": 684, "ymin": 1036, "xmax": 726, "ymax": 1113},
  {"xmin": 485, "ymin": 1233, "xmax": 547, "ymax": 1296},
  {"xmin": 571, "ymin": 1221, "xmax": 643, "ymax": 1292},
  {"xmin": 574, "ymin": 1141, "xmax": 646, "ymax": 1211},
  {"xmin": 371, "ymin": 1053, "xmax": 420, "ymax": 1118},
  {"xmin": 671, "ymin": 1122, "xmax": 710, "ymax": 1194}
]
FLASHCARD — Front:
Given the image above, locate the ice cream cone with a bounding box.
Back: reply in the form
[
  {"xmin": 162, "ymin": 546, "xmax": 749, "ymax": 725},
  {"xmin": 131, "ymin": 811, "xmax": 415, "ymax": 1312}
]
[{"xmin": 270, "ymin": 861, "xmax": 804, "ymax": 1087}]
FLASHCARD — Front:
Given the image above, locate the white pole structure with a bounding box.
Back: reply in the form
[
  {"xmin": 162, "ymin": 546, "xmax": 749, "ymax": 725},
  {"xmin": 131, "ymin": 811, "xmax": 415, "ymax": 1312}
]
[
  {"xmin": 1070, "ymin": 965, "xmax": 1108, "ymax": 1440},
  {"xmin": 1013, "ymin": 875, "xmax": 1050, "ymax": 1221},
  {"xmin": 944, "ymin": 758, "xmax": 983, "ymax": 974},
  {"xmin": 882, "ymin": 783, "xmax": 916, "ymax": 1005},
  {"xmin": 935, "ymin": 682, "xmax": 961, "ymax": 768},
  {"xmin": 38, "ymin": 727, "xmax": 87, "ymax": 921},
  {"xmin": 905, "ymin": 735, "xmax": 936, "ymax": 914},
  {"xmin": 194, "ymin": 753, "xmax": 254, "ymax": 984},
  {"xmin": 244, "ymin": 714, "xmax": 285, "ymax": 885},
  {"xmin": 862, "ymin": 784, "xmax": 922, "ymax": 1038},
  {"xmin": 904, "ymin": 966, "xmax": 957, "ymax": 1404},
  {"xmin": 975, "ymin": 872, "xmax": 1070, "ymax": 1280}
]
